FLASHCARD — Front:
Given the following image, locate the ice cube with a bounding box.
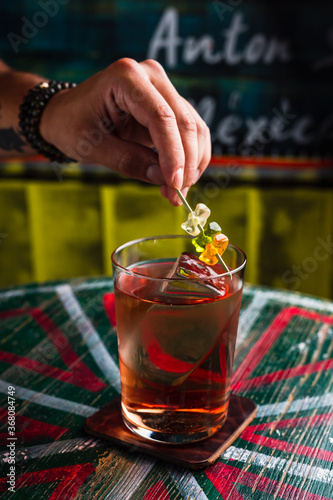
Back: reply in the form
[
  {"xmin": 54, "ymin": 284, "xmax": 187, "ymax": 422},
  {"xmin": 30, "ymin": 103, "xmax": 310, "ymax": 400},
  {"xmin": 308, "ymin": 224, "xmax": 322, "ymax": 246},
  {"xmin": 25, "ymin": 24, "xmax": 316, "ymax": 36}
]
[{"xmin": 160, "ymin": 252, "xmax": 229, "ymax": 302}]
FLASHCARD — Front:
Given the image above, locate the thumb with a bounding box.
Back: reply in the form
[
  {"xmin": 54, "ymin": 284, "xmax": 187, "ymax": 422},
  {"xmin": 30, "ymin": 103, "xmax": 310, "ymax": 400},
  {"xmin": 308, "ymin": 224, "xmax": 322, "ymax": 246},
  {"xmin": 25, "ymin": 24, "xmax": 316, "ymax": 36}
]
[{"xmin": 92, "ymin": 135, "xmax": 165, "ymax": 185}]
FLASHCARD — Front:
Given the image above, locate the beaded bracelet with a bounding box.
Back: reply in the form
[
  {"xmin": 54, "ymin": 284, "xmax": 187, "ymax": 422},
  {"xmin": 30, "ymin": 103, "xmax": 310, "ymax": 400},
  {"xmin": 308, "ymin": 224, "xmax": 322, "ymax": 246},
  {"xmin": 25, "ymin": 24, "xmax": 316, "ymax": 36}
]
[{"xmin": 19, "ymin": 80, "xmax": 77, "ymax": 163}]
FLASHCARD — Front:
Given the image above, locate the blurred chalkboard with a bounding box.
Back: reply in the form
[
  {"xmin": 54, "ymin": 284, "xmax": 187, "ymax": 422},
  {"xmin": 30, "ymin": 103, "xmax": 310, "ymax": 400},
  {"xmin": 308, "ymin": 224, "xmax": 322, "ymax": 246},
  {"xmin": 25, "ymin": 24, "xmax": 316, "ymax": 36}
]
[{"xmin": 1, "ymin": 0, "xmax": 333, "ymax": 168}]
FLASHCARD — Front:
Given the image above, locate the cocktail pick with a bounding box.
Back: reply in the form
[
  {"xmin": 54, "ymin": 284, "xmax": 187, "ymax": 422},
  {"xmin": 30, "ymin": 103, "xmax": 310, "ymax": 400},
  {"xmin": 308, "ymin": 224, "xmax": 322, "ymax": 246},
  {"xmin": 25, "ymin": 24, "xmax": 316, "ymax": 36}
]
[{"xmin": 177, "ymin": 190, "xmax": 232, "ymax": 278}]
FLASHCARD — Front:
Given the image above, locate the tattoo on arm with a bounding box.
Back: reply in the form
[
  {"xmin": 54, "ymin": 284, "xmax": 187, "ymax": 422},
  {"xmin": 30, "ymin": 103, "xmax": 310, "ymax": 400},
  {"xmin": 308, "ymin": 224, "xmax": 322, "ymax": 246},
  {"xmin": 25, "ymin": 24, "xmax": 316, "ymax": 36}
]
[
  {"xmin": 0, "ymin": 127, "xmax": 25, "ymax": 152},
  {"xmin": 0, "ymin": 104, "xmax": 26, "ymax": 153}
]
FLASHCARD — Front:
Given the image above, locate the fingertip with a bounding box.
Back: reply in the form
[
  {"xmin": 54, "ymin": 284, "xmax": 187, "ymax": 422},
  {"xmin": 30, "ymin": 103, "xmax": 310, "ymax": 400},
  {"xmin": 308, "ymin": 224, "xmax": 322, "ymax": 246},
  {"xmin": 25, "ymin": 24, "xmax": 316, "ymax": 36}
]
[
  {"xmin": 160, "ymin": 185, "xmax": 168, "ymax": 199},
  {"xmin": 160, "ymin": 186, "xmax": 181, "ymax": 206},
  {"xmin": 181, "ymin": 186, "xmax": 190, "ymax": 199},
  {"xmin": 168, "ymin": 187, "xmax": 183, "ymax": 206},
  {"xmin": 172, "ymin": 167, "xmax": 184, "ymax": 190}
]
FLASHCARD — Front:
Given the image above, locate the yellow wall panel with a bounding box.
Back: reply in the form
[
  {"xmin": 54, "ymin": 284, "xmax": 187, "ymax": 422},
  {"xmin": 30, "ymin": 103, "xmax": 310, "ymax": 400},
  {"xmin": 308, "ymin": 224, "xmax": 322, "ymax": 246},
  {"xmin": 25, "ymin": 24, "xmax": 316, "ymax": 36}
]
[
  {"xmin": 257, "ymin": 188, "xmax": 333, "ymax": 299},
  {"xmin": 27, "ymin": 182, "xmax": 103, "ymax": 282},
  {"xmin": 0, "ymin": 181, "xmax": 33, "ymax": 286}
]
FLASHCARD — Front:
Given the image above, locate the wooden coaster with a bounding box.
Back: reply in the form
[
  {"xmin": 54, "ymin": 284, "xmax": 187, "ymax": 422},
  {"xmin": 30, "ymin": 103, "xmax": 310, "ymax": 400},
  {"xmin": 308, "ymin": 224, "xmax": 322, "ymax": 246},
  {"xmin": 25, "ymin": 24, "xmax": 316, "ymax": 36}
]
[{"xmin": 85, "ymin": 394, "xmax": 257, "ymax": 469}]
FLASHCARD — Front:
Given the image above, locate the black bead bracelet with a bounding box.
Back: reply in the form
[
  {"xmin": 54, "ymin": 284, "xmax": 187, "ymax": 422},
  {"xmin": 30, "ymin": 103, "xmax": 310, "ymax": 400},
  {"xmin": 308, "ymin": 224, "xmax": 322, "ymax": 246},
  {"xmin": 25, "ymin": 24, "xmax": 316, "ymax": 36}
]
[{"xmin": 19, "ymin": 80, "xmax": 77, "ymax": 163}]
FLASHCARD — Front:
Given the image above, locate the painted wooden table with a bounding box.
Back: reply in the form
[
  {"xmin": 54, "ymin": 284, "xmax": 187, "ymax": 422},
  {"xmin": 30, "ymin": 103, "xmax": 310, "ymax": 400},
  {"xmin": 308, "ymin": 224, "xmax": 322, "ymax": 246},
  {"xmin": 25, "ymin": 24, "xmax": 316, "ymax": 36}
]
[{"xmin": 0, "ymin": 278, "xmax": 332, "ymax": 499}]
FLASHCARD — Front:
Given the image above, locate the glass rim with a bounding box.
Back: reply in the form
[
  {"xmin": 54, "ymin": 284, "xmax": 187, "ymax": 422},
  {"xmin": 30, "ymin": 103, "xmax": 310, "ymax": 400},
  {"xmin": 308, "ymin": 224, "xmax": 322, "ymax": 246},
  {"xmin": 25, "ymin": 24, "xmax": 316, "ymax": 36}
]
[{"xmin": 111, "ymin": 234, "xmax": 247, "ymax": 282}]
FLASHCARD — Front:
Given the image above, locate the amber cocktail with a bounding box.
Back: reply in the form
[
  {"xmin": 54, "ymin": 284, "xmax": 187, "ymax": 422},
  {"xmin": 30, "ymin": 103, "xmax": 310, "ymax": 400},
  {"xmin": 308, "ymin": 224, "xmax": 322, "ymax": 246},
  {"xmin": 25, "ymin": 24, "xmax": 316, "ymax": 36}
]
[{"xmin": 112, "ymin": 235, "xmax": 246, "ymax": 444}]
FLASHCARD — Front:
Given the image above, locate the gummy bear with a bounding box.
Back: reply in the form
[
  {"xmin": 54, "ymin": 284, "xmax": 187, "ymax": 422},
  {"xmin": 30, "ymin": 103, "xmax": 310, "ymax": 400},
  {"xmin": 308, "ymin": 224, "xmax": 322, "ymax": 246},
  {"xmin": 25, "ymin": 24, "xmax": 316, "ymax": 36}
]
[
  {"xmin": 206, "ymin": 221, "xmax": 221, "ymax": 236},
  {"xmin": 192, "ymin": 232, "xmax": 211, "ymax": 253},
  {"xmin": 192, "ymin": 221, "xmax": 221, "ymax": 252},
  {"xmin": 198, "ymin": 232, "xmax": 229, "ymax": 264},
  {"xmin": 213, "ymin": 233, "xmax": 229, "ymax": 255},
  {"xmin": 199, "ymin": 243, "xmax": 219, "ymax": 266},
  {"xmin": 181, "ymin": 203, "xmax": 211, "ymax": 237}
]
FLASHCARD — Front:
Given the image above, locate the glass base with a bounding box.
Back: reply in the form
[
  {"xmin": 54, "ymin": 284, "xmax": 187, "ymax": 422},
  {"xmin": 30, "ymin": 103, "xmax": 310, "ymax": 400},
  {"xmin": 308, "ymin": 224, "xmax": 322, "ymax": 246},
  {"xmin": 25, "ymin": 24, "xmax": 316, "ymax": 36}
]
[{"xmin": 121, "ymin": 404, "xmax": 227, "ymax": 445}]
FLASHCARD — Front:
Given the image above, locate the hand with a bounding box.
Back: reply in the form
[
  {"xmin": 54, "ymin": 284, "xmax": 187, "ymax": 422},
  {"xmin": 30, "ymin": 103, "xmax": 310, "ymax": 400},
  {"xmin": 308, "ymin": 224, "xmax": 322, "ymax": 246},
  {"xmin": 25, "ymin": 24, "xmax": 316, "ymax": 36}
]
[{"xmin": 40, "ymin": 58, "xmax": 211, "ymax": 205}]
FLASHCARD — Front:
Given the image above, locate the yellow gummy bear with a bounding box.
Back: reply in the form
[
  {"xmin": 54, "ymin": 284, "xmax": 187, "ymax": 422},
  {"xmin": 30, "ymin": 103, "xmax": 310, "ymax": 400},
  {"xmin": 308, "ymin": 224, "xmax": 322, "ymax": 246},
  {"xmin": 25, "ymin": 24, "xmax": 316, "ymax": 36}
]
[
  {"xmin": 199, "ymin": 243, "xmax": 218, "ymax": 265},
  {"xmin": 199, "ymin": 252, "xmax": 218, "ymax": 266}
]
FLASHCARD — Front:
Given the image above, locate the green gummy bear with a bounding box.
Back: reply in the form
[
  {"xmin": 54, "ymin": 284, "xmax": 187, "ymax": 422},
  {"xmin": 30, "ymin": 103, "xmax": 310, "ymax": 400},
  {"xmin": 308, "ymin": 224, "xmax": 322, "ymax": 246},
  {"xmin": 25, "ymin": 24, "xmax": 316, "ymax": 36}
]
[
  {"xmin": 192, "ymin": 230, "xmax": 212, "ymax": 252},
  {"xmin": 206, "ymin": 221, "xmax": 222, "ymax": 236}
]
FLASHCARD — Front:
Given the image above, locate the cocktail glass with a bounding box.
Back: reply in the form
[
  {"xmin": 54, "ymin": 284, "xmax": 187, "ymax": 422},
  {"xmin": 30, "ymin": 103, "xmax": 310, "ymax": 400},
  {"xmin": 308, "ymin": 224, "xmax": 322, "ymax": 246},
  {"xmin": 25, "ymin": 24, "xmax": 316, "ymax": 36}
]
[{"xmin": 111, "ymin": 235, "xmax": 246, "ymax": 444}]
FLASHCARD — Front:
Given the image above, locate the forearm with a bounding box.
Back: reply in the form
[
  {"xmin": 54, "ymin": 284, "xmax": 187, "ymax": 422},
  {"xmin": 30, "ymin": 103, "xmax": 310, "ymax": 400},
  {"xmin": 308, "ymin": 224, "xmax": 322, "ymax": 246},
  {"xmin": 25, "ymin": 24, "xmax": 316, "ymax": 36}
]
[{"xmin": 0, "ymin": 62, "xmax": 43, "ymax": 157}]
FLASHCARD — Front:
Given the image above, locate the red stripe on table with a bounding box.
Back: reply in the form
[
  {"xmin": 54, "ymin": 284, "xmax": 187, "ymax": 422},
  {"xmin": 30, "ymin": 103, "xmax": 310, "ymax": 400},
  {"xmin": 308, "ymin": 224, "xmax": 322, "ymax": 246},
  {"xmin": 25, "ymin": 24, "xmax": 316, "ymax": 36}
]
[
  {"xmin": 210, "ymin": 156, "xmax": 333, "ymax": 169},
  {"xmin": 0, "ymin": 350, "xmax": 98, "ymax": 390},
  {"xmin": 233, "ymin": 358, "xmax": 333, "ymax": 392},
  {"xmin": 0, "ymin": 409, "xmax": 67, "ymax": 444},
  {"xmin": 232, "ymin": 306, "xmax": 333, "ymax": 387},
  {"xmin": 206, "ymin": 463, "xmax": 331, "ymax": 499},
  {"xmin": 144, "ymin": 480, "xmax": 171, "ymax": 500},
  {"xmin": 0, "ymin": 308, "xmax": 106, "ymax": 392},
  {"xmin": 0, "ymin": 464, "xmax": 95, "ymax": 497},
  {"xmin": 242, "ymin": 413, "xmax": 333, "ymax": 462}
]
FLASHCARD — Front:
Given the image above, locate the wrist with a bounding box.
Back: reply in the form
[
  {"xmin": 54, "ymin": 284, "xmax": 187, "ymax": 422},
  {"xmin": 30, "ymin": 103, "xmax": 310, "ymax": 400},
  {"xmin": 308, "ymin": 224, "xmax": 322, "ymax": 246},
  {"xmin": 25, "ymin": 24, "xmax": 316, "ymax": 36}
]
[
  {"xmin": 18, "ymin": 80, "xmax": 77, "ymax": 163},
  {"xmin": 39, "ymin": 86, "xmax": 69, "ymax": 145}
]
